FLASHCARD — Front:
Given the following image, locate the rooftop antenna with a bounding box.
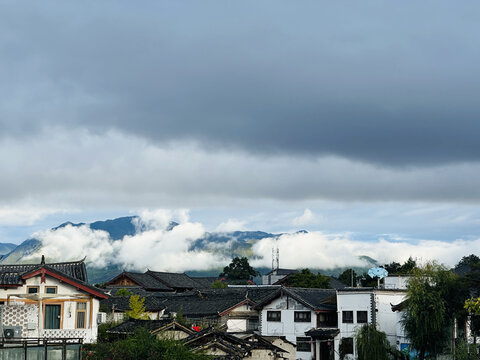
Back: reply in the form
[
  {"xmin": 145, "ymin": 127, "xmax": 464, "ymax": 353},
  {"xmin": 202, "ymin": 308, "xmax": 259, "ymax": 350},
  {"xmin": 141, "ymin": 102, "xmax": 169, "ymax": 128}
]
[
  {"xmin": 276, "ymin": 247, "xmax": 279, "ymax": 270},
  {"xmin": 271, "ymin": 247, "xmax": 275, "ymax": 270}
]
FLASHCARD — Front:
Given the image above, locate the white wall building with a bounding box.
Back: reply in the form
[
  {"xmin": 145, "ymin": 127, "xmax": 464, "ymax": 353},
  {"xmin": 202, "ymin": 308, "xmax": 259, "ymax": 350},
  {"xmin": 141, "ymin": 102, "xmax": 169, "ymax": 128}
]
[
  {"xmin": 256, "ymin": 287, "xmax": 337, "ymax": 360},
  {"xmin": 335, "ymin": 287, "xmax": 407, "ymax": 359},
  {"xmin": 0, "ymin": 258, "xmax": 108, "ymax": 343}
]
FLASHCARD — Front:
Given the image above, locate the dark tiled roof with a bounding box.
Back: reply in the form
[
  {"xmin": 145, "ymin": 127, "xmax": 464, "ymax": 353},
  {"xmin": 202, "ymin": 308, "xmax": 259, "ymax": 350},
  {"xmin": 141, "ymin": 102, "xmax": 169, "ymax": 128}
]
[
  {"xmin": 123, "ymin": 272, "xmax": 173, "ymax": 291},
  {"xmin": 156, "ymin": 287, "xmax": 279, "ymax": 318},
  {"xmin": 255, "ymin": 287, "xmax": 336, "ymax": 311},
  {"xmin": 107, "ymin": 319, "xmax": 172, "ymax": 334},
  {"xmin": 305, "ymin": 328, "xmax": 339, "ymax": 339},
  {"xmin": 328, "ymin": 277, "xmax": 347, "ymax": 289},
  {"xmin": 190, "ymin": 277, "xmax": 219, "ymax": 288},
  {"xmin": 0, "ymin": 258, "xmax": 88, "ymax": 285},
  {"xmin": 266, "ymin": 268, "xmax": 298, "ymax": 276},
  {"xmin": 100, "ymin": 295, "xmax": 166, "ymax": 312},
  {"xmin": 147, "ymin": 270, "xmax": 200, "ymax": 289}
]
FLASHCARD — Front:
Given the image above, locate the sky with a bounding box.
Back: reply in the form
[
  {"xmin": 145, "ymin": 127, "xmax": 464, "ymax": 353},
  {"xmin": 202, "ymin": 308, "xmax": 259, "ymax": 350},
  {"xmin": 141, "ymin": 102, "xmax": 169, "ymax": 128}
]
[{"xmin": 1, "ymin": 1, "xmax": 480, "ymax": 270}]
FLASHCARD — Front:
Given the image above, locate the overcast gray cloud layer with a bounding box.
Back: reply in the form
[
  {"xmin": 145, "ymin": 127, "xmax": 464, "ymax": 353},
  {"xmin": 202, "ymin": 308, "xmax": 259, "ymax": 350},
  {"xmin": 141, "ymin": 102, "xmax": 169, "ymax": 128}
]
[{"xmin": 2, "ymin": 1, "xmax": 480, "ymax": 165}]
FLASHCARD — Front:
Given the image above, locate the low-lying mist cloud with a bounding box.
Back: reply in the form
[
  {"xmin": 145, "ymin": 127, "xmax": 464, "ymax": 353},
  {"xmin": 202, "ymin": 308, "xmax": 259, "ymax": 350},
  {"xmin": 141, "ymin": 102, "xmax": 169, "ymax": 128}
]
[
  {"xmin": 29, "ymin": 210, "xmax": 227, "ymax": 272},
  {"xmin": 26, "ymin": 210, "xmax": 480, "ymax": 272},
  {"xmin": 251, "ymin": 232, "xmax": 480, "ymax": 270}
]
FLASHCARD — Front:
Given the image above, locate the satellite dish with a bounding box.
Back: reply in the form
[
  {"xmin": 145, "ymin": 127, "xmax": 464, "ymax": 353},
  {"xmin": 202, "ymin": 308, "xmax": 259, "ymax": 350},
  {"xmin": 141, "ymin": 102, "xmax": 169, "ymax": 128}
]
[{"xmin": 367, "ymin": 267, "xmax": 389, "ymax": 280}]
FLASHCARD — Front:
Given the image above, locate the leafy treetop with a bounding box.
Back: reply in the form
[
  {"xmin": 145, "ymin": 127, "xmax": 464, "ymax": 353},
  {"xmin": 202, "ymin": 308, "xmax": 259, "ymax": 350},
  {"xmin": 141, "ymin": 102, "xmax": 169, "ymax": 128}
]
[
  {"xmin": 338, "ymin": 269, "xmax": 357, "ymax": 287},
  {"xmin": 284, "ymin": 269, "xmax": 331, "ymax": 288},
  {"xmin": 125, "ymin": 295, "xmax": 149, "ymax": 320},
  {"xmin": 220, "ymin": 257, "xmax": 259, "ymax": 282},
  {"xmin": 383, "ymin": 257, "xmax": 417, "ymax": 275}
]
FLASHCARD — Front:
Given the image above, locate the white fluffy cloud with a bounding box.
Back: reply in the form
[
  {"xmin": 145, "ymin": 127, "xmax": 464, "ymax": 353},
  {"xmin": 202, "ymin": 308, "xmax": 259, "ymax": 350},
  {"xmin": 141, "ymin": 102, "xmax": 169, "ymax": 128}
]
[
  {"xmin": 292, "ymin": 209, "xmax": 320, "ymax": 227},
  {"xmin": 28, "ymin": 210, "xmax": 227, "ymax": 272},
  {"xmin": 215, "ymin": 219, "xmax": 247, "ymax": 232},
  {"xmin": 24, "ymin": 209, "xmax": 480, "ymax": 272},
  {"xmin": 251, "ymin": 232, "xmax": 480, "ymax": 270}
]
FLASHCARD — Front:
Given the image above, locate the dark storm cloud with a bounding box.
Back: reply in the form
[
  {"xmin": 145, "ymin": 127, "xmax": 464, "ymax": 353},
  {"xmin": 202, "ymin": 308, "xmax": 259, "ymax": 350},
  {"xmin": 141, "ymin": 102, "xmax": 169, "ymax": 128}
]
[{"xmin": 1, "ymin": 1, "xmax": 480, "ymax": 165}]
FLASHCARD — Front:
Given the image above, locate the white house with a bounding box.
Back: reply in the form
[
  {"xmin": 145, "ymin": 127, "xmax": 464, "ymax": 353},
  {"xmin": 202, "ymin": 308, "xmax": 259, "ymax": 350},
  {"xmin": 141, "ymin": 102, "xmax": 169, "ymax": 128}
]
[
  {"xmin": 255, "ymin": 287, "xmax": 337, "ymax": 360},
  {"xmin": 335, "ymin": 287, "xmax": 407, "ymax": 359},
  {"xmin": 0, "ymin": 257, "xmax": 108, "ymax": 343}
]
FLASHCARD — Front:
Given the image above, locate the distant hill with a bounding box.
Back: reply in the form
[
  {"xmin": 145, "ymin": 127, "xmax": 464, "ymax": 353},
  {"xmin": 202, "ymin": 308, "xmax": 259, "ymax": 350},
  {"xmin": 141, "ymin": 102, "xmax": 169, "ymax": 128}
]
[
  {"xmin": 0, "ymin": 216, "xmax": 379, "ymax": 284},
  {"xmin": 0, "ymin": 243, "xmax": 18, "ymax": 257}
]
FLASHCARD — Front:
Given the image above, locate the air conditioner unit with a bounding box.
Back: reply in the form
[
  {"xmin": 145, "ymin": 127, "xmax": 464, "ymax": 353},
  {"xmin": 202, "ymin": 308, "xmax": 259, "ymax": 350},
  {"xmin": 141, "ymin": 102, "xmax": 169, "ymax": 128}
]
[
  {"xmin": 97, "ymin": 312, "xmax": 107, "ymax": 324},
  {"xmin": 3, "ymin": 326, "xmax": 22, "ymax": 339}
]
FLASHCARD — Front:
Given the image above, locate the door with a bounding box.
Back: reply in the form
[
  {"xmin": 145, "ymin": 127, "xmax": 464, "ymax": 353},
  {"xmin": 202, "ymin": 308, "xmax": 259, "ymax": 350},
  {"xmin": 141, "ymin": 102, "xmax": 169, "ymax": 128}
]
[{"xmin": 44, "ymin": 304, "xmax": 61, "ymax": 329}]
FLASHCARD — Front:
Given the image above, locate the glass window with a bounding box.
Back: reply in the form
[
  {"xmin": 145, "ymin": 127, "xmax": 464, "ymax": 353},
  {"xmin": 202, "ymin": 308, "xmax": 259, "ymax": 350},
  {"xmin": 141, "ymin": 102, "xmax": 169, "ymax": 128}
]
[
  {"xmin": 76, "ymin": 302, "xmax": 87, "ymax": 329},
  {"xmin": 294, "ymin": 311, "xmax": 311, "ymax": 322},
  {"xmin": 46, "ymin": 287, "xmax": 57, "ymax": 294},
  {"xmin": 27, "ymin": 286, "xmax": 39, "ymax": 294},
  {"xmin": 44, "ymin": 304, "xmax": 61, "ymax": 329},
  {"xmin": 296, "ymin": 337, "xmax": 311, "ymax": 352},
  {"xmin": 342, "ymin": 311, "xmax": 353, "ymax": 323},
  {"xmin": 341, "ymin": 337, "xmax": 353, "ymax": 354},
  {"xmin": 357, "ymin": 311, "xmax": 368, "ymax": 323},
  {"xmin": 267, "ymin": 311, "xmax": 281, "ymax": 322}
]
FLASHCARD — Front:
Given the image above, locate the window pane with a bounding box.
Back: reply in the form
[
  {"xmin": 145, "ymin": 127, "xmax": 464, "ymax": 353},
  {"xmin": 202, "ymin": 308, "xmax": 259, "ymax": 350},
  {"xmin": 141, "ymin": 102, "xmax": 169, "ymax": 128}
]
[
  {"xmin": 45, "ymin": 305, "xmax": 61, "ymax": 329},
  {"xmin": 77, "ymin": 302, "xmax": 87, "ymax": 310},
  {"xmin": 294, "ymin": 311, "xmax": 311, "ymax": 322},
  {"xmin": 296, "ymin": 337, "xmax": 311, "ymax": 352},
  {"xmin": 341, "ymin": 337, "xmax": 353, "ymax": 354},
  {"xmin": 46, "ymin": 287, "xmax": 56, "ymax": 294},
  {"xmin": 342, "ymin": 311, "xmax": 353, "ymax": 323},
  {"xmin": 28, "ymin": 287, "xmax": 38, "ymax": 294},
  {"xmin": 267, "ymin": 311, "xmax": 281, "ymax": 322},
  {"xmin": 77, "ymin": 312, "xmax": 85, "ymax": 328},
  {"xmin": 357, "ymin": 311, "xmax": 368, "ymax": 323}
]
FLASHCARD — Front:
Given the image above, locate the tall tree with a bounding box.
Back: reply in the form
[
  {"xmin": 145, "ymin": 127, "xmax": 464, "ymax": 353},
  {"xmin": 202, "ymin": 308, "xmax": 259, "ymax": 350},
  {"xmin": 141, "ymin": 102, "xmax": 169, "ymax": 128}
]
[
  {"xmin": 402, "ymin": 262, "xmax": 460, "ymax": 360},
  {"xmin": 355, "ymin": 323, "xmax": 391, "ymax": 360},
  {"xmin": 220, "ymin": 257, "xmax": 258, "ymax": 283}
]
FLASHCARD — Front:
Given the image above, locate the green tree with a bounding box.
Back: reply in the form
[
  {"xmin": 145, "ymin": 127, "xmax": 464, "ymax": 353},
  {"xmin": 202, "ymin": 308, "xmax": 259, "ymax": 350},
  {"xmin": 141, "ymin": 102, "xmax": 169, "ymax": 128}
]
[
  {"xmin": 402, "ymin": 262, "xmax": 460, "ymax": 360},
  {"xmin": 338, "ymin": 269, "xmax": 357, "ymax": 287},
  {"xmin": 456, "ymin": 254, "xmax": 480, "ymax": 269},
  {"xmin": 116, "ymin": 288, "xmax": 134, "ymax": 297},
  {"xmin": 220, "ymin": 257, "xmax": 258, "ymax": 283},
  {"xmin": 355, "ymin": 323, "xmax": 391, "ymax": 360},
  {"xmin": 84, "ymin": 328, "xmax": 210, "ymax": 360},
  {"xmin": 210, "ymin": 280, "xmax": 227, "ymax": 288},
  {"xmin": 125, "ymin": 295, "xmax": 149, "ymax": 320},
  {"xmin": 284, "ymin": 269, "xmax": 331, "ymax": 288},
  {"xmin": 384, "ymin": 257, "xmax": 417, "ymax": 275}
]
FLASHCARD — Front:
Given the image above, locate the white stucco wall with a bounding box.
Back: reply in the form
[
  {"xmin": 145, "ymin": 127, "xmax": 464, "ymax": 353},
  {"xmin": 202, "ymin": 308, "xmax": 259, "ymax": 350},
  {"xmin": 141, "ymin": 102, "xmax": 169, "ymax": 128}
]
[
  {"xmin": 335, "ymin": 289, "xmax": 407, "ymax": 359},
  {"xmin": 384, "ymin": 276, "xmax": 411, "ymax": 290},
  {"xmin": 260, "ymin": 296, "xmax": 314, "ymax": 360},
  {"xmin": 0, "ymin": 274, "xmax": 102, "ymax": 343}
]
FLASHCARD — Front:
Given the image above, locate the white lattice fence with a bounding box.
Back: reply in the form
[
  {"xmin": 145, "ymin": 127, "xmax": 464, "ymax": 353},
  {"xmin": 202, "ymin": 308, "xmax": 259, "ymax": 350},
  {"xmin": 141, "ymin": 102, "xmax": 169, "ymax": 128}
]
[
  {"xmin": 43, "ymin": 329, "xmax": 88, "ymax": 339},
  {"xmin": 1, "ymin": 305, "xmax": 39, "ymax": 337}
]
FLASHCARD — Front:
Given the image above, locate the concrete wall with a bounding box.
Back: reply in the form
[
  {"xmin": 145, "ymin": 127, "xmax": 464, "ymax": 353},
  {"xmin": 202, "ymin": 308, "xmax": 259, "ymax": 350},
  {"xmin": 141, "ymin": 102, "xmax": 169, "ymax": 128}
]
[
  {"xmin": 260, "ymin": 296, "xmax": 314, "ymax": 360},
  {"xmin": 335, "ymin": 289, "xmax": 407, "ymax": 359}
]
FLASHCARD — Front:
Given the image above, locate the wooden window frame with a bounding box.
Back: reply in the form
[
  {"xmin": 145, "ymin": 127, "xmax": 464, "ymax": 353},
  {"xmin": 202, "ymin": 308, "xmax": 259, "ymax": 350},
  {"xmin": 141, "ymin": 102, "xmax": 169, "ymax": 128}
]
[
  {"xmin": 266, "ymin": 310, "xmax": 281, "ymax": 322},
  {"xmin": 76, "ymin": 302, "xmax": 88, "ymax": 329},
  {"xmin": 27, "ymin": 286, "xmax": 39, "ymax": 294},
  {"xmin": 294, "ymin": 311, "xmax": 311, "ymax": 322},
  {"xmin": 45, "ymin": 286, "xmax": 57, "ymax": 294},
  {"xmin": 43, "ymin": 303, "xmax": 63, "ymax": 329}
]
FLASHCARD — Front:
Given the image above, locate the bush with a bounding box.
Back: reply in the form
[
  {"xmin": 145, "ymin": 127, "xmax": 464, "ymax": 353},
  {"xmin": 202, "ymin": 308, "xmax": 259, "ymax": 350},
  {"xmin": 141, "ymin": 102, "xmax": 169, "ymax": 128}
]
[{"xmin": 83, "ymin": 328, "xmax": 210, "ymax": 360}]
